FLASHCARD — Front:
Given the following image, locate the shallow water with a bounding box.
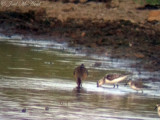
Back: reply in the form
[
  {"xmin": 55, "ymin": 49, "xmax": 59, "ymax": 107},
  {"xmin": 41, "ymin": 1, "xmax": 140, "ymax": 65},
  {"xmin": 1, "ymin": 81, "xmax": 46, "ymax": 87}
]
[{"xmin": 0, "ymin": 36, "xmax": 160, "ymax": 120}]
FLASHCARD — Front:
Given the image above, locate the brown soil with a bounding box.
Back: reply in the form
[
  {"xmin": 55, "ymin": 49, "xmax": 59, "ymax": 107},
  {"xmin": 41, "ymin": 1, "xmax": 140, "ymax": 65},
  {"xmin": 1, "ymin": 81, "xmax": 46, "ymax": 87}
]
[{"xmin": 0, "ymin": 0, "xmax": 160, "ymax": 71}]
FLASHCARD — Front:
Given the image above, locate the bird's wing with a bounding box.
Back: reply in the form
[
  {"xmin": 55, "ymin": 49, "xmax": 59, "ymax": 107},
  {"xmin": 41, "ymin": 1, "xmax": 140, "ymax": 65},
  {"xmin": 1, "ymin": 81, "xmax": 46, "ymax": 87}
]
[
  {"xmin": 106, "ymin": 74, "xmax": 121, "ymax": 80},
  {"xmin": 73, "ymin": 68, "xmax": 77, "ymax": 75},
  {"xmin": 134, "ymin": 81, "xmax": 143, "ymax": 88}
]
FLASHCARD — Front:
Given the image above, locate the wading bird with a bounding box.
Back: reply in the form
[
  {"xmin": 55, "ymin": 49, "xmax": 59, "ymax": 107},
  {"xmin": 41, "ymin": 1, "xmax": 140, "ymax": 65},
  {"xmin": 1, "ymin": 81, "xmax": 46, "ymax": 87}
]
[
  {"xmin": 97, "ymin": 73, "xmax": 128, "ymax": 88},
  {"xmin": 155, "ymin": 104, "xmax": 160, "ymax": 117},
  {"xmin": 73, "ymin": 64, "xmax": 88, "ymax": 89},
  {"xmin": 126, "ymin": 80, "xmax": 144, "ymax": 93}
]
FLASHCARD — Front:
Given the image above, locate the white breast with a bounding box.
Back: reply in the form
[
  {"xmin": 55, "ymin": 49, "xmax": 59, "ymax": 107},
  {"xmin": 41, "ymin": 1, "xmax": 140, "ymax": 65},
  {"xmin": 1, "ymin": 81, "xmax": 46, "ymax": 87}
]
[
  {"xmin": 158, "ymin": 107, "xmax": 160, "ymax": 117},
  {"xmin": 130, "ymin": 84, "xmax": 141, "ymax": 91}
]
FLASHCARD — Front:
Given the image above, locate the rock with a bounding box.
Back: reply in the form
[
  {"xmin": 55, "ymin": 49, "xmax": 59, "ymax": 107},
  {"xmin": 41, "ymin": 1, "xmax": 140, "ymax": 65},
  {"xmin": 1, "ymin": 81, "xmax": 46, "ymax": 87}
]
[
  {"xmin": 90, "ymin": 43, "xmax": 97, "ymax": 48},
  {"xmin": 79, "ymin": 0, "xmax": 87, "ymax": 3},
  {"xmin": 35, "ymin": 8, "xmax": 46, "ymax": 17},
  {"xmin": 134, "ymin": 53, "xmax": 145, "ymax": 59},
  {"xmin": 62, "ymin": 7, "xmax": 74, "ymax": 12},
  {"xmin": 69, "ymin": 0, "xmax": 76, "ymax": 3},
  {"xmin": 148, "ymin": 10, "xmax": 160, "ymax": 21},
  {"xmin": 106, "ymin": 0, "xmax": 119, "ymax": 8},
  {"xmin": 71, "ymin": 33, "xmax": 78, "ymax": 39},
  {"xmin": 34, "ymin": 8, "xmax": 46, "ymax": 22},
  {"xmin": 45, "ymin": 106, "xmax": 49, "ymax": 111},
  {"xmin": 81, "ymin": 32, "xmax": 86, "ymax": 37},
  {"xmin": 93, "ymin": 62, "xmax": 102, "ymax": 67},
  {"xmin": 105, "ymin": 0, "xmax": 112, "ymax": 8},
  {"xmin": 58, "ymin": 14, "xmax": 65, "ymax": 22},
  {"xmin": 110, "ymin": 0, "xmax": 119, "ymax": 8},
  {"xmin": 22, "ymin": 108, "xmax": 26, "ymax": 113}
]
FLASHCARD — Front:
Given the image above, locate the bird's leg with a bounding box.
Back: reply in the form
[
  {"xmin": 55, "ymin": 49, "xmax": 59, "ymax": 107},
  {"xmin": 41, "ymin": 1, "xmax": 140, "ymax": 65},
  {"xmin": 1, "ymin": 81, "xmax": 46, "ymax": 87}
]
[
  {"xmin": 77, "ymin": 77, "xmax": 81, "ymax": 89},
  {"xmin": 80, "ymin": 82, "xmax": 82, "ymax": 88},
  {"xmin": 154, "ymin": 106, "xmax": 157, "ymax": 110},
  {"xmin": 117, "ymin": 84, "xmax": 119, "ymax": 88},
  {"xmin": 113, "ymin": 84, "xmax": 115, "ymax": 88},
  {"xmin": 141, "ymin": 90, "xmax": 143, "ymax": 93},
  {"xmin": 136, "ymin": 90, "xmax": 139, "ymax": 94}
]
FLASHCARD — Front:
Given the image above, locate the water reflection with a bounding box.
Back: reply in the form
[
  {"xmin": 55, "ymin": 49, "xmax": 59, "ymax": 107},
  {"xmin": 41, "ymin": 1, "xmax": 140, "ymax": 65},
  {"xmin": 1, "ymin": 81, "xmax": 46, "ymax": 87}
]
[
  {"xmin": 0, "ymin": 37, "xmax": 160, "ymax": 119},
  {"xmin": 0, "ymin": 85, "xmax": 158, "ymax": 120}
]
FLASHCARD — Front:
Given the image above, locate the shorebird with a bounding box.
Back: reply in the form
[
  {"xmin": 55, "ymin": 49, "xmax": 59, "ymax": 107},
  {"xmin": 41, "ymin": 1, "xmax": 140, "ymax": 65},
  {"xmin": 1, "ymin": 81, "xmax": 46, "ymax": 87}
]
[
  {"xmin": 97, "ymin": 73, "xmax": 128, "ymax": 88},
  {"xmin": 73, "ymin": 64, "xmax": 88, "ymax": 89},
  {"xmin": 127, "ymin": 80, "xmax": 144, "ymax": 93},
  {"xmin": 155, "ymin": 104, "xmax": 160, "ymax": 117}
]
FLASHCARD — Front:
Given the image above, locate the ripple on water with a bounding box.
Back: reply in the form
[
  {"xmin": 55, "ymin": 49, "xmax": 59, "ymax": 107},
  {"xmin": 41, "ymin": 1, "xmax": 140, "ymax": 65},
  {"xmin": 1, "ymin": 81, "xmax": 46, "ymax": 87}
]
[{"xmin": 0, "ymin": 36, "xmax": 160, "ymax": 120}]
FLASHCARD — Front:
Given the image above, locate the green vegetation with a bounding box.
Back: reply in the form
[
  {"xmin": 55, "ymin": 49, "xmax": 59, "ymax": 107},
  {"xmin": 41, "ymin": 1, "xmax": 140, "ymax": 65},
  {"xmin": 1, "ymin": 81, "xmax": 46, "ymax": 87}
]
[{"xmin": 135, "ymin": 0, "xmax": 160, "ymax": 5}]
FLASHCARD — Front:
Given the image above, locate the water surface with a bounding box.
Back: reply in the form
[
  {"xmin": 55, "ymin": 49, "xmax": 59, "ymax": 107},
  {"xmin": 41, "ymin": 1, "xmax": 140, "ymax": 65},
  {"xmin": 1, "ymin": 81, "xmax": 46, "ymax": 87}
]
[{"xmin": 0, "ymin": 36, "xmax": 160, "ymax": 120}]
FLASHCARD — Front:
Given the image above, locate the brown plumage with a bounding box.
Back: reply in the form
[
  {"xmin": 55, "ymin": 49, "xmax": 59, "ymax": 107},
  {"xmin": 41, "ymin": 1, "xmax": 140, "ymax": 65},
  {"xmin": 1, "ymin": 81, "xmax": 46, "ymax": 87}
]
[
  {"xmin": 97, "ymin": 73, "xmax": 128, "ymax": 88},
  {"xmin": 130, "ymin": 81, "xmax": 143, "ymax": 88},
  {"xmin": 105, "ymin": 73, "xmax": 122, "ymax": 81},
  {"xmin": 155, "ymin": 104, "xmax": 160, "ymax": 117},
  {"xmin": 73, "ymin": 64, "xmax": 88, "ymax": 89},
  {"xmin": 127, "ymin": 80, "xmax": 144, "ymax": 93}
]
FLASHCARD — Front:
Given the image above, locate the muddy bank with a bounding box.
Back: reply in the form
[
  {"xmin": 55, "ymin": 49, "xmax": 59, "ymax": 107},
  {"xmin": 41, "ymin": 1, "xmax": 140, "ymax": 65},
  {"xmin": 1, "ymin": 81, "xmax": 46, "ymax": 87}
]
[{"xmin": 0, "ymin": 10, "xmax": 160, "ymax": 71}]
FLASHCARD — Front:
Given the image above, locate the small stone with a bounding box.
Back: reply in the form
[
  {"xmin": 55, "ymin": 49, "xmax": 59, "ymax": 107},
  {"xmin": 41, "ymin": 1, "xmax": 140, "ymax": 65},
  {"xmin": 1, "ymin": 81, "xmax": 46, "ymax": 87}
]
[
  {"xmin": 45, "ymin": 106, "xmax": 49, "ymax": 111},
  {"xmin": 134, "ymin": 53, "xmax": 145, "ymax": 59},
  {"xmin": 81, "ymin": 32, "xmax": 86, "ymax": 37},
  {"xmin": 69, "ymin": 0, "xmax": 76, "ymax": 3},
  {"xmin": 22, "ymin": 108, "xmax": 26, "ymax": 113},
  {"xmin": 93, "ymin": 62, "xmax": 102, "ymax": 67},
  {"xmin": 79, "ymin": 0, "xmax": 87, "ymax": 3},
  {"xmin": 110, "ymin": 0, "xmax": 119, "ymax": 8}
]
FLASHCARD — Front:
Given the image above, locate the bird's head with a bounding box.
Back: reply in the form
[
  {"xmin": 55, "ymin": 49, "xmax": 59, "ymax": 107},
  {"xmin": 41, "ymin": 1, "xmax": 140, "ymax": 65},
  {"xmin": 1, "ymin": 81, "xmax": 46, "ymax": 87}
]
[
  {"xmin": 124, "ymin": 79, "xmax": 132, "ymax": 86},
  {"xmin": 97, "ymin": 78, "xmax": 105, "ymax": 87},
  {"xmin": 127, "ymin": 80, "xmax": 132, "ymax": 85},
  {"xmin": 155, "ymin": 104, "xmax": 160, "ymax": 110},
  {"xmin": 81, "ymin": 64, "xmax": 84, "ymax": 67}
]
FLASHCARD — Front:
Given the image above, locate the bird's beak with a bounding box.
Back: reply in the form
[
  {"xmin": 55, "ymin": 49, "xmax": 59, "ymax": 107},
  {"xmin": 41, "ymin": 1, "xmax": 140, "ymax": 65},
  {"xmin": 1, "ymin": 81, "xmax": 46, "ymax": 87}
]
[
  {"xmin": 154, "ymin": 106, "xmax": 157, "ymax": 110},
  {"xmin": 97, "ymin": 78, "xmax": 104, "ymax": 87}
]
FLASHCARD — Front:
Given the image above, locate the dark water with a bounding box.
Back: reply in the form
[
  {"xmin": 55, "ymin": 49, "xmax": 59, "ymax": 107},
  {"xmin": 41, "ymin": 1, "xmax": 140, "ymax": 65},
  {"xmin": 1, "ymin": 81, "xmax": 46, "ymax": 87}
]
[{"xmin": 0, "ymin": 36, "xmax": 160, "ymax": 120}]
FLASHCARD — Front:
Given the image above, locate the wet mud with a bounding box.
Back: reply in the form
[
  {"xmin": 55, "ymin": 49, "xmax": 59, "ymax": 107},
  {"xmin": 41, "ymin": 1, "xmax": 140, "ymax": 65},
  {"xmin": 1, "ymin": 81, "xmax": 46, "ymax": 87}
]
[{"xmin": 0, "ymin": 7, "xmax": 160, "ymax": 71}]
